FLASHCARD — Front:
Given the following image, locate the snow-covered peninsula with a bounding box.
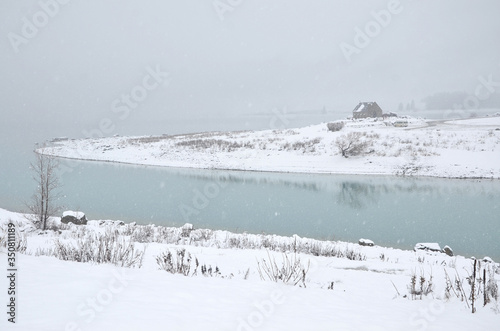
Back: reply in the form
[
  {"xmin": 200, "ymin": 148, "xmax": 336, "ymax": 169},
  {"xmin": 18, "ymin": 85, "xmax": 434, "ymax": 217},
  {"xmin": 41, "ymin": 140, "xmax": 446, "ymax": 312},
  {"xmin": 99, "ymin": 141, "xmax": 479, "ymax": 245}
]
[{"xmin": 40, "ymin": 116, "xmax": 500, "ymax": 179}]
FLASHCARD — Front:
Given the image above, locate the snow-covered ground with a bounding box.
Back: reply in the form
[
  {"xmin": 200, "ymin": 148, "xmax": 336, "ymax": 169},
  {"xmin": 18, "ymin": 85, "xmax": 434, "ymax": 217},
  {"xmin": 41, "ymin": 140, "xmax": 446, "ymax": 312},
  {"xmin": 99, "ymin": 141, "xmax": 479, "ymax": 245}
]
[
  {"xmin": 40, "ymin": 116, "xmax": 500, "ymax": 179},
  {"xmin": 1, "ymin": 207, "xmax": 499, "ymax": 330}
]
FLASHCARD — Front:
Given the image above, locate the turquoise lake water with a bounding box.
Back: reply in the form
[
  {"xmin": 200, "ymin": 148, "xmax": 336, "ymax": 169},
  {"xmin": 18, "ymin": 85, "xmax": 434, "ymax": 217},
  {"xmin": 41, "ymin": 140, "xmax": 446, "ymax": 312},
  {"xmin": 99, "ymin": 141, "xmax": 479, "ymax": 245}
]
[{"xmin": 1, "ymin": 113, "xmax": 499, "ymax": 260}]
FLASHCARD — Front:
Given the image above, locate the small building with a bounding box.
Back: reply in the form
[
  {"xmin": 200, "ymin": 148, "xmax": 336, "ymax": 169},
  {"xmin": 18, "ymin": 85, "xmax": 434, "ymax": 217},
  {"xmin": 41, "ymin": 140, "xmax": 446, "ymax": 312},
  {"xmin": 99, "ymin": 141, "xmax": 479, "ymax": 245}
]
[{"xmin": 352, "ymin": 102, "xmax": 383, "ymax": 119}]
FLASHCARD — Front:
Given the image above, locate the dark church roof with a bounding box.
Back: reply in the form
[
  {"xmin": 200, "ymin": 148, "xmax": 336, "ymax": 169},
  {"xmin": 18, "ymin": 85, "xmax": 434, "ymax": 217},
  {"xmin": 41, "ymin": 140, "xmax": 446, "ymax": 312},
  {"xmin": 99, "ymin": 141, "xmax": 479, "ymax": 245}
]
[{"xmin": 353, "ymin": 102, "xmax": 382, "ymax": 113}]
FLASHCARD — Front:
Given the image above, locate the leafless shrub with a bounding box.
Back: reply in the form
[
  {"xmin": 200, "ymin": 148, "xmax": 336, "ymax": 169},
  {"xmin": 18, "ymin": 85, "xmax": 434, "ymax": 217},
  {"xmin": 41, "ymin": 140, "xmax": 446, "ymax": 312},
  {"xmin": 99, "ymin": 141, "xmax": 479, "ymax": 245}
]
[
  {"xmin": 128, "ymin": 136, "xmax": 167, "ymax": 145},
  {"xmin": 175, "ymin": 139, "xmax": 254, "ymax": 152},
  {"xmin": 156, "ymin": 249, "xmax": 221, "ymax": 278},
  {"xmin": 335, "ymin": 132, "xmax": 370, "ymax": 158},
  {"xmin": 344, "ymin": 248, "xmax": 367, "ymax": 261},
  {"xmin": 408, "ymin": 270, "xmax": 434, "ymax": 300},
  {"xmin": 156, "ymin": 248, "xmax": 192, "ymax": 276},
  {"xmin": 257, "ymin": 250, "xmax": 309, "ymax": 287},
  {"xmin": 327, "ymin": 122, "xmax": 344, "ymax": 132},
  {"xmin": 131, "ymin": 224, "xmax": 156, "ymax": 243},
  {"xmin": 36, "ymin": 229, "xmax": 145, "ymax": 268},
  {"xmin": 281, "ymin": 138, "xmax": 321, "ymax": 153},
  {"xmin": 199, "ymin": 263, "xmax": 221, "ymax": 277}
]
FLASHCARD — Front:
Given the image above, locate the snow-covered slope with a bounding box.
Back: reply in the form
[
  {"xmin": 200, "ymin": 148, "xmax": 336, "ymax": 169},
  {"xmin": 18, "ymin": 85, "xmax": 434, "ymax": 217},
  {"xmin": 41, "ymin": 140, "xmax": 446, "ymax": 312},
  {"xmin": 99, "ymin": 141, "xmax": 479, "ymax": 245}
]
[
  {"xmin": 1, "ymin": 208, "xmax": 499, "ymax": 330},
  {"xmin": 40, "ymin": 116, "xmax": 500, "ymax": 179}
]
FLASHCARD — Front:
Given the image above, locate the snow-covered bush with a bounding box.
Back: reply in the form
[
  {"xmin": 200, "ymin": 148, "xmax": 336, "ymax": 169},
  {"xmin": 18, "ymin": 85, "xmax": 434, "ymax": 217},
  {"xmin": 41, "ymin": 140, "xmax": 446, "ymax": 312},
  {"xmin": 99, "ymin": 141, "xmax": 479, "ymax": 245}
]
[
  {"xmin": 156, "ymin": 248, "xmax": 222, "ymax": 278},
  {"xmin": 131, "ymin": 224, "xmax": 156, "ymax": 243},
  {"xmin": 36, "ymin": 229, "xmax": 145, "ymax": 268},
  {"xmin": 327, "ymin": 122, "xmax": 344, "ymax": 132},
  {"xmin": 175, "ymin": 139, "xmax": 254, "ymax": 152},
  {"xmin": 280, "ymin": 138, "xmax": 321, "ymax": 153},
  {"xmin": 156, "ymin": 248, "xmax": 192, "ymax": 276},
  {"xmin": 257, "ymin": 251, "xmax": 309, "ymax": 287}
]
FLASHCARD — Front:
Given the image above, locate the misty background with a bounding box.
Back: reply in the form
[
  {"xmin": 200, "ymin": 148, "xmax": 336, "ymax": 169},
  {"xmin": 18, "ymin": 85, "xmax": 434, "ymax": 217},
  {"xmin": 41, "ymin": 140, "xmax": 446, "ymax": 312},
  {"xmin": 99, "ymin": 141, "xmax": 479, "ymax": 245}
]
[
  {"xmin": 0, "ymin": 1, "xmax": 499, "ymax": 260},
  {"xmin": 1, "ymin": 0, "xmax": 499, "ymax": 143}
]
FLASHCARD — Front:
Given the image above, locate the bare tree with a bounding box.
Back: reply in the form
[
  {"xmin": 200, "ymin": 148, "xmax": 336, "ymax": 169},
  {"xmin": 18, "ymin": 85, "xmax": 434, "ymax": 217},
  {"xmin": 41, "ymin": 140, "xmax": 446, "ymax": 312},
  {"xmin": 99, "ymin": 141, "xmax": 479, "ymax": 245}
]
[
  {"xmin": 335, "ymin": 132, "xmax": 370, "ymax": 158},
  {"xmin": 27, "ymin": 148, "xmax": 62, "ymax": 230}
]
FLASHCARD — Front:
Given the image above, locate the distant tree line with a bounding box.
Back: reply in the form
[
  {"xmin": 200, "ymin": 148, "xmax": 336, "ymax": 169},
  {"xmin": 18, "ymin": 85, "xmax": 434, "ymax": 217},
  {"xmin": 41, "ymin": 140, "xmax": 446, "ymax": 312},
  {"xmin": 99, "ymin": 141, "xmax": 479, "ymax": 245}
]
[{"xmin": 421, "ymin": 91, "xmax": 500, "ymax": 110}]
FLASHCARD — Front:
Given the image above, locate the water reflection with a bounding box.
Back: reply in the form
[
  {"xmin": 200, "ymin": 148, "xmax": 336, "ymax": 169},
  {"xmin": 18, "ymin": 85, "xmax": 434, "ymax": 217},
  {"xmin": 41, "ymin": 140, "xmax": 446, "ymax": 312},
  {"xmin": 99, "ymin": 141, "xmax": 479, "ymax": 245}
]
[
  {"xmin": 16, "ymin": 159, "xmax": 500, "ymax": 261},
  {"xmin": 336, "ymin": 181, "xmax": 380, "ymax": 209}
]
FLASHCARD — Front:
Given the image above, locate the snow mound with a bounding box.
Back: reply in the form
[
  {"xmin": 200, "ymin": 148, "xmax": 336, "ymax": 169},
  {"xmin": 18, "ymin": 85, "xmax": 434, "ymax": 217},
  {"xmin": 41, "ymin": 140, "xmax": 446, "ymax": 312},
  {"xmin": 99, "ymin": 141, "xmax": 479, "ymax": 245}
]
[
  {"xmin": 358, "ymin": 238, "xmax": 374, "ymax": 246},
  {"xmin": 414, "ymin": 242, "xmax": 442, "ymax": 252},
  {"xmin": 62, "ymin": 211, "xmax": 85, "ymax": 219}
]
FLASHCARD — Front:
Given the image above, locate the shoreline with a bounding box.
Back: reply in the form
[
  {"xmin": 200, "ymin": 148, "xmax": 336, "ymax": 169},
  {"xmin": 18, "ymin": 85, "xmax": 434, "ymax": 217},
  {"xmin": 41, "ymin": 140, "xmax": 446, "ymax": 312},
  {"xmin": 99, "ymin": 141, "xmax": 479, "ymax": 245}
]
[
  {"xmin": 3, "ymin": 202, "xmax": 499, "ymax": 261},
  {"xmin": 2, "ymin": 206, "xmax": 497, "ymax": 262},
  {"xmin": 41, "ymin": 151, "xmax": 500, "ymax": 180}
]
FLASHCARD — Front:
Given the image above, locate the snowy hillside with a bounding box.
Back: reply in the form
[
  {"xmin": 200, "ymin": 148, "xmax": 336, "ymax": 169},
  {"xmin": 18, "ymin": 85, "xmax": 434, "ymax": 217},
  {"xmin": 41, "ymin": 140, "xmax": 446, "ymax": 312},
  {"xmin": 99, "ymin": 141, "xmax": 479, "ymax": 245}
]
[
  {"xmin": 0, "ymin": 207, "xmax": 499, "ymax": 330},
  {"xmin": 40, "ymin": 116, "xmax": 500, "ymax": 179}
]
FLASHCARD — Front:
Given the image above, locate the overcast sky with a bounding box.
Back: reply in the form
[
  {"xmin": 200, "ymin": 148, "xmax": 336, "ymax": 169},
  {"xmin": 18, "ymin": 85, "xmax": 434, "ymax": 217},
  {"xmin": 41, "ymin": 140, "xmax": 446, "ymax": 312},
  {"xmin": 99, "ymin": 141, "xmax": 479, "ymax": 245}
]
[{"xmin": 1, "ymin": 0, "xmax": 499, "ymax": 137}]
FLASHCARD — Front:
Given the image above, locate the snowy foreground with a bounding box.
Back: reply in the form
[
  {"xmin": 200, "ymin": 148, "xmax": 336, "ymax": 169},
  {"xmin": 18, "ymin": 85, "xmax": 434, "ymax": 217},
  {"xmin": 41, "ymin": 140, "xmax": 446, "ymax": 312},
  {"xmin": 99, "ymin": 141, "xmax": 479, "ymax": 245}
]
[
  {"xmin": 40, "ymin": 116, "xmax": 500, "ymax": 179},
  {"xmin": 1, "ymin": 208, "xmax": 499, "ymax": 331}
]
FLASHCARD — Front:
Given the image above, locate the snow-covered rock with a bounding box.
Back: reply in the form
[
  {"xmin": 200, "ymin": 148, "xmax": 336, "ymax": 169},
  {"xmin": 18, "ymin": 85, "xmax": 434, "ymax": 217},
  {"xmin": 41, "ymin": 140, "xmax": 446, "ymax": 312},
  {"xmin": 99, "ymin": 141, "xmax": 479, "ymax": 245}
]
[
  {"xmin": 414, "ymin": 242, "xmax": 442, "ymax": 252},
  {"xmin": 483, "ymin": 256, "xmax": 494, "ymax": 263},
  {"xmin": 358, "ymin": 238, "xmax": 374, "ymax": 247},
  {"xmin": 443, "ymin": 245, "xmax": 454, "ymax": 256},
  {"xmin": 62, "ymin": 211, "xmax": 85, "ymax": 219},
  {"xmin": 61, "ymin": 211, "xmax": 87, "ymax": 225}
]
